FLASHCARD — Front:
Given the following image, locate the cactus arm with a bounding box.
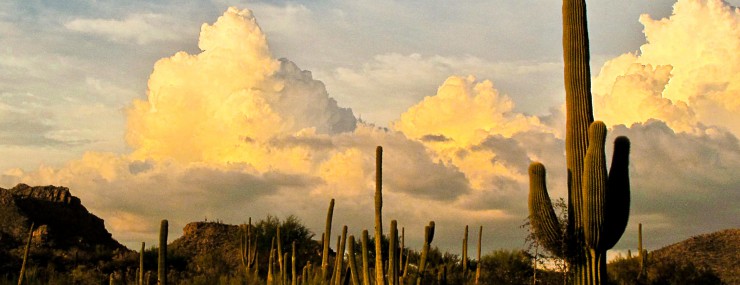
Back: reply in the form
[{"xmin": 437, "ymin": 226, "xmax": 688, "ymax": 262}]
[
  {"xmin": 528, "ymin": 163, "xmax": 564, "ymax": 256},
  {"xmin": 582, "ymin": 121, "xmax": 608, "ymax": 251},
  {"xmin": 322, "ymin": 199, "xmax": 335, "ymax": 283},
  {"xmin": 602, "ymin": 136, "xmax": 631, "ymax": 249}
]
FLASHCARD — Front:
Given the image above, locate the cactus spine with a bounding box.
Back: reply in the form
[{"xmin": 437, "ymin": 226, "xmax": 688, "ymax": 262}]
[
  {"xmin": 527, "ymin": 0, "xmax": 631, "ymax": 284},
  {"xmin": 374, "ymin": 146, "xmax": 385, "ymax": 285},
  {"xmin": 158, "ymin": 220, "xmax": 168, "ymax": 285}
]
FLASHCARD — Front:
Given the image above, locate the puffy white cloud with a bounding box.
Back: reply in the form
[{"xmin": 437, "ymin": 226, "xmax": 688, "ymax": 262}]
[
  {"xmin": 125, "ymin": 7, "xmax": 356, "ymax": 167},
  {"xmin": 317, "ymin": 53, "xmax": 563, "ymax": 127},
  {"xmin": 593, "ymin": 0, "xmax": 740, "ymax": 136}
]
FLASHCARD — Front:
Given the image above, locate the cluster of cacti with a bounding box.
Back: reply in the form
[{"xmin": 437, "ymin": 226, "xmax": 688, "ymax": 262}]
[
  {"xmin": 134, "ymin": 146, "xmax": 490, "ymax": 285},
  {"xmin": 240, "ymin": 218, "xmax": 258, "ymax": 278},
  {"xmin": 527, "ymin": 0, "xmax": 632, "ymax": 284}
]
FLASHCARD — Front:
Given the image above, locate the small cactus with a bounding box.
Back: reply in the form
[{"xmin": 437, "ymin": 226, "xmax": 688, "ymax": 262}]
[
  {"xmin": 322, "ymin": 199, "xmax": 335, "ymax": 284},
  {"xmin": 416, "ymin": 221, "xmax": 435, "ymax": 285},
  {"xmin": 18, "ymin": 222, "xmax": 34, "ymax": 285},
  {"xmin": 475, "ymin": 226, "xmax": 482, "ymax": 285},
  {"xmin": 140, "ymin": 242, "xmax": 145, "ymax": 285},
  {"xmin": 158, "ymin": 220, "xmax": 167, "ymax": 285}
]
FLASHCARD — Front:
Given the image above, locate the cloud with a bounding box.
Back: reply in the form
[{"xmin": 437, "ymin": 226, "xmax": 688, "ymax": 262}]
[
  {"xmin": 593, "ymin": 0, "xmax": 740, "ymax": 136},
  {"xmin": 125, "ymin": 7, "xmax": 357, "ymax": 167},
  {"xmin": 607, "ymin": 121, "xmax": 740, "ymax": 249},
  {"xmin": 65, "ymin": 13, "xmax": 188, "ymax": 45},
  {"xmin": 316, "ymin": 53, "xmax": 563, "ymax": 127}
]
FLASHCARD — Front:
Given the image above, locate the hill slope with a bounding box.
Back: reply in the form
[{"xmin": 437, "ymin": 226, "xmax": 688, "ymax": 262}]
[
  {"xmin": 650, "ymin": 228, "xmax": 739, "ymax": 284},
  {"xmin": 0, "ymin": 183, "xmax": 128, "ymax": 275}
]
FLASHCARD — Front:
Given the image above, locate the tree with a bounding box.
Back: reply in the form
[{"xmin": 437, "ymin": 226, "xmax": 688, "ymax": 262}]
[
  {"xmin": 478, "ymin": 249, "xmax": 533, "ymax": 285},
  {"xmin": 523, "ymin": 197, "xmax": 568, "ymax": 284}
]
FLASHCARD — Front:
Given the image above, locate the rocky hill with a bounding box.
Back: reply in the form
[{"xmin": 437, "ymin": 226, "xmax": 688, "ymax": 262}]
[
  {"xmin": 650, "ymin": 228, "xmax": 739, "ymax": 284},
  {"xmin": 169, "ymin": 222, "xmax": 244, "ymax": 273},
  {"xmin": 0, "ymin": 183, "xmax": 128, "ymax": 275}
]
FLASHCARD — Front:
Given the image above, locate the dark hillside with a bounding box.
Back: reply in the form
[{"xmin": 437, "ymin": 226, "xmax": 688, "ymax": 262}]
[{"xmin": 650, "ymin": 228, "xmax": 739, "ymax": 284}]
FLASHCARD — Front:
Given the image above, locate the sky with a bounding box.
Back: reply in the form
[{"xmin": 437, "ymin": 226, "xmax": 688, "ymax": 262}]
[{"xmin": 1, "ymin": 0, "xmax": 739, "ymax": 258}]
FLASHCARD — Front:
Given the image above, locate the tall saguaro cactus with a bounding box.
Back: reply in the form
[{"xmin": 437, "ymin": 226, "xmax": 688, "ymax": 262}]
[
  {"xmin": 527, "ymin": 0, "xmax": 631, "ymax": 284},
  {"xmin": 374, "ymin": 146, "xmax": 385, "ymax": 285}
]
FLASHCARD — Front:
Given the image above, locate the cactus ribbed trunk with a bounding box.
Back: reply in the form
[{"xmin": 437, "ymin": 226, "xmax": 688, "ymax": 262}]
[
  {"xmin": 462, "ymin": 225, "xmax": 468, "ymax": 280},
  {"xmin": 140, "ymin": 242, "xmax": 145, "ymax": 285},
  {"xmin": 322, "ymin": 199, "xmax": 335, "ymax": 284},
  {"xmin": 563, "ymin": 0, "xmax": 594, "ymax": 283},
  {"xmin": 415, "ymin": 221, "xmax": 434, "ymax": 285},
  {"xmin": 347, "ymin": 235, "xmax": 361, "ymax": 285},
  {"xmin": 374, "ymin": 146, "xmax": 385, "ymax": 285},
  {"xmin": 388, "ymin": 220, "xmax": 398, "ymax": 285},
  {"xmin": 158, "ymin": 220, "xmax": 168, "ymax": 285},
  {"xmin": 334, "ymin": 226, "xmax": 348, "ymax": 285},
  {"xmin": 292, "ymin": 241, "xmax": 298, "ymax": 285},
  {"xmin": 527, "ymin": 0, "xmax": 632, "ymax": 284},
  {"xmin": 475, "ymin": 226, "xmax": 482, "ymax": 285},
  {"xmin": 361, "ymin": 230, "xmax": 371, "ymax": 285}
]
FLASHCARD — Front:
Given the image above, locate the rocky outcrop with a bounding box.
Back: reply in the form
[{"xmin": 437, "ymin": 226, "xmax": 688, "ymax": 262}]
[
  {"xmin": 169, "ymin": 222, "xmax": 243, "ymax": 272},
  {"xmin": 0, "ymin": 183, "xmax": 124, "ymax": 251}
]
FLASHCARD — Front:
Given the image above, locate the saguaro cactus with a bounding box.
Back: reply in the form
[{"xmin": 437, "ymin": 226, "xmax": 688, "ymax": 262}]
[
  {"xmin": 322, "ymin": 199, "xmax": 335, "ymax": 284},
  {"xmin": 158, "ymin": 220, "xmax": 168, "ymax": 285},
  {"xmin": 18, "ymin": 222, "xmax": 34, "ymax": 285},
  {"xmin": 416, "ymin": 221, "xmax": 435, "ymax": 285},
  {"xmin": 475, "ymin": 226, "xmax": 482, "ymax": 285},
  {"xmin": 347, "ymin": 235, "xmax": 361, "ymax": 285},
  {"xmin": 374, "ymin": 146, "xmax": 385, "ymax": 285},
  {"xmin": 527, "ymin": 0, "xmax": 631, "ymax": 284},
  {"xmin": 638, "ymin": 223, "xmax": 648, "ymax": 280},
  {"xmin": 140, "ymin": 242, "xmax": 145, "ymax": 285}
]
